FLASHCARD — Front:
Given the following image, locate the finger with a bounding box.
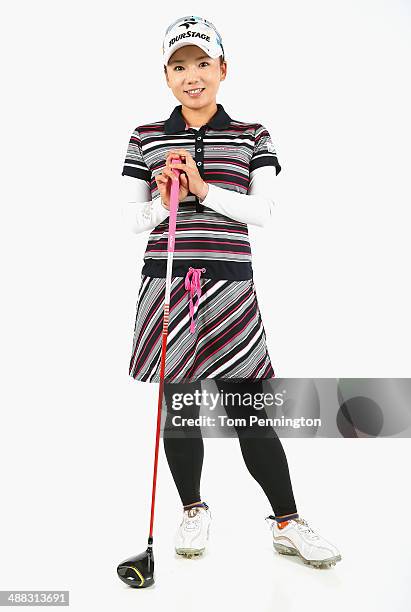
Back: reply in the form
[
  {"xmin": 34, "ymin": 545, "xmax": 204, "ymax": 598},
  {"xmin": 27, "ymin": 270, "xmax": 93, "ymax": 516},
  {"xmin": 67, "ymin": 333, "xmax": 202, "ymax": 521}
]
[
  {"xmin": 156, "ymin": 172, "xmax": 167, "ymax": 183},
  {"xmin": 167, "ymin": 156, "xmax": 184, "ymax": 171},
  {"xmin": 170, "ymin": 163, "xmax": 189, "ymax": 176},
  {"xmin": 167, "ymin": 150, "xmax": 184, "ymax": 158},
  {"xmin": 169, "ymin": 148, "xmax": 190, "ymax": 155},
  {"xmin": 165, "ymin": 154, "xmax": 177, "ymax": 169},
  {"xmin": 163, "ymin": 168, "xmax": 179, "ymax": 182},
  {"xmin": 170, "ymin": 162, "xmax": 187, "ymax": 170},
  {"xmin": 160, "ymin": 168, "xmax": 171, "ymax": 179},
  {"xmin": 168, "ymin": 149, "xmax": 191, "ymax": 160},
  {"xmin": 157, "ymin": 175, "xmax": 170, "ymax": 187}
]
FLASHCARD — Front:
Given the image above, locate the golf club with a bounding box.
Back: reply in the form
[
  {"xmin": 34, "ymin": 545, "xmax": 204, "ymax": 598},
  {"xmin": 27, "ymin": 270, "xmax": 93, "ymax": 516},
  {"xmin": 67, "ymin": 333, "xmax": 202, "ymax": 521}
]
[{"xmin": 117, "ymin": 157, "xmax": 181, "ymax": 588}]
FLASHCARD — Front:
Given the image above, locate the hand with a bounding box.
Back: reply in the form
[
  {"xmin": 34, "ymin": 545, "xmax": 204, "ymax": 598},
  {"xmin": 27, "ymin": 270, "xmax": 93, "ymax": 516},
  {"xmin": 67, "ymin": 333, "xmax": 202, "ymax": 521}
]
[
  {"xmin": 167, "ymin": 149, "xmax": 208, "ymax": 201},
  {"xmin": 154, "ymin": 153, "xmax": 189, "ymax": 209}
]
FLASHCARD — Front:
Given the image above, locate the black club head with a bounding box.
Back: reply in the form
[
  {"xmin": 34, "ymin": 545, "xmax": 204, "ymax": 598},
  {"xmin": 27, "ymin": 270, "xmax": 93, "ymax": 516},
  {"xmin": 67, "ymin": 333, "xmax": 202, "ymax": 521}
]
[{"xmin": 117, "ymin": 547, "xmax": 155, "ymax": 589}]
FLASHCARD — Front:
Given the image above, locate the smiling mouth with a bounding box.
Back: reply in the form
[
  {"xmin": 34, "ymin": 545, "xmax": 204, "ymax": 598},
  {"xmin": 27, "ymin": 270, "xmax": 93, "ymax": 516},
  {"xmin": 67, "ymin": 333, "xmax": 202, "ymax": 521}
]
[{"xmin": 184, "ymin": 88, "xmax": 205, "ymax": 94}]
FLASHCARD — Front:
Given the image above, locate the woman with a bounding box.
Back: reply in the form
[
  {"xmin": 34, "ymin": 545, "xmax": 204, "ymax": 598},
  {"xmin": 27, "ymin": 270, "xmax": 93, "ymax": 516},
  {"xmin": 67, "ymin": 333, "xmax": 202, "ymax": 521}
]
[{"xmin": 122, "ymin": 15, "xmax": 341, "ymax": 569}]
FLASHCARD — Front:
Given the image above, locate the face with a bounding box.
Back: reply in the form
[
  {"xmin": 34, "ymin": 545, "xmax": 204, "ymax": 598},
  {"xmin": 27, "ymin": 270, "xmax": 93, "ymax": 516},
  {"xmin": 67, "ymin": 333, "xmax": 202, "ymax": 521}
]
[{"xmin": 164, "ymin": 44, "xmax": 227, "ymax": 108}]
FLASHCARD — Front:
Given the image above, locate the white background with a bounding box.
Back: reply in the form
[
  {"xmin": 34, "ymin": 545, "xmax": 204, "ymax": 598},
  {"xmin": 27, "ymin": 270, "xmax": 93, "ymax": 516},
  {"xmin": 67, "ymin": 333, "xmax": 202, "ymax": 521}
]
[{"xmin": 1, "ymin": 0, "xmax": 410, "ymax": 610}]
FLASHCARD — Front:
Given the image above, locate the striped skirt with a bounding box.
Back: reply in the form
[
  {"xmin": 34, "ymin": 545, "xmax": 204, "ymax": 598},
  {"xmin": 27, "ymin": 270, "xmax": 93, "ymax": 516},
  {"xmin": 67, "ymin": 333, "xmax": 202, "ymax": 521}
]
[{"xmin": 128, "ymin": 268, "xmax": 276, "ymax": 383}]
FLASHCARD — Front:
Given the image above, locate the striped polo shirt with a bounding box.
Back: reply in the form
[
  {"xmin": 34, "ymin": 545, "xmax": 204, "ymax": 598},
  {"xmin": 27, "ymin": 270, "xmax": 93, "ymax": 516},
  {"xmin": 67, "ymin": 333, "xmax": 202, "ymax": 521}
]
[{"xmin": 122, "ymin": 103, "xmax": 281, "ymax": 280}]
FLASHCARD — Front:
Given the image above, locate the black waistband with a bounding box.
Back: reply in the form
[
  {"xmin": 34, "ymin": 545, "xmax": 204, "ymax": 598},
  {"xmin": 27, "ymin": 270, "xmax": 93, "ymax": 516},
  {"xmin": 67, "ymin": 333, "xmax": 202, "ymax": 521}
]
[{"xmin": 141, "ymin": 258, "xmax": 253, "ymax": 280}]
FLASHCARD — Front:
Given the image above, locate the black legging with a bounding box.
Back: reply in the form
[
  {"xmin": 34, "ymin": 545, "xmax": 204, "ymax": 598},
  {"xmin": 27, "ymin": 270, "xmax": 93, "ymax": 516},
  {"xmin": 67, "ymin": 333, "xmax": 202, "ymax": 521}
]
[{"xmin": 163, "ymin": 380, "xmax": 298, "ymax": 517}]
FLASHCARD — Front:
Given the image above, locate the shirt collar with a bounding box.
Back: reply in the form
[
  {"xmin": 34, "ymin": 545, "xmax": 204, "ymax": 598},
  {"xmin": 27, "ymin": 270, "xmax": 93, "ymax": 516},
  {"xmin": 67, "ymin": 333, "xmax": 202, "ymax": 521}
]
[{"xmin": 164, "ymin": 103, "xmax": 232, "ymax": 134}]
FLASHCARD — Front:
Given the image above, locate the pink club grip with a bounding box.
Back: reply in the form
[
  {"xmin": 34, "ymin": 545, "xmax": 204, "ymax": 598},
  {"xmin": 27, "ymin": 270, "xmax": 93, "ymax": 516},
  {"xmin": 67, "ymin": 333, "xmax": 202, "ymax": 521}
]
[{"xmin": 168, "ymin": 155, "xmax": 181, "ymax": 253}]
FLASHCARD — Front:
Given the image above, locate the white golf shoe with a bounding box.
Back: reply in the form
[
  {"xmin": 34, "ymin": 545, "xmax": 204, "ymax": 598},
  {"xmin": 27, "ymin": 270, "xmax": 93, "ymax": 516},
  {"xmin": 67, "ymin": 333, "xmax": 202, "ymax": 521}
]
[
  {"xmin": 174, "ymin": 504, "xmax": 212, "ymax": 558},
  {"xmin": 265, "ymin": 515, "xmax": 342, "ymax": 568}
]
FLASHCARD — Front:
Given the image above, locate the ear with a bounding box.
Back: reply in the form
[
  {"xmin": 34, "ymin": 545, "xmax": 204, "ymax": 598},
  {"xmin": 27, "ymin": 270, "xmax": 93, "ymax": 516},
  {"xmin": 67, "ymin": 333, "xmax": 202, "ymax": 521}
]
[
  {"xmin": 164, "ymin": 66, "xmax": 170, "ymax": 86},
  {"xmin": 220, "ymin": 62, "xmax": 227, "ymax": 82}
]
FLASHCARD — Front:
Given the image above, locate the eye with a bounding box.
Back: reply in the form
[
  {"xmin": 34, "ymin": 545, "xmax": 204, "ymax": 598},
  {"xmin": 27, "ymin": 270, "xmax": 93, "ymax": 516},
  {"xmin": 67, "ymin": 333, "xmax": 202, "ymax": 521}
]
[{"xmin": 173, "ymin": 62, "xmax": 210, "ymax": 71}]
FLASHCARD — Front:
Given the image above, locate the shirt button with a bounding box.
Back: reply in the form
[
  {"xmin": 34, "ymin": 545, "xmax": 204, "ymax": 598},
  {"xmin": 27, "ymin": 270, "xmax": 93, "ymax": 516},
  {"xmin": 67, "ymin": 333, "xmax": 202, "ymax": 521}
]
[
  {"xmin": 197, "ymin": 161, "xmax": 202, "ymax": 166},
  {"xmin": 197, "ymin": 136, "xmax": 202, "ymax": 140},
  {"xmin": 197, "ymin": 148, "xmax": 202, "ymax": 152}
]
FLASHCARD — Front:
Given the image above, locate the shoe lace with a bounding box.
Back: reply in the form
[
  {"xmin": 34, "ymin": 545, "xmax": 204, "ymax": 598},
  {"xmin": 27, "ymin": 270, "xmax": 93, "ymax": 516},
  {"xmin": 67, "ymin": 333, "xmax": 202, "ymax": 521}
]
[
  {"xmin": 187, "ymin": 507, "xmax": 201, "ymax": 518},
  {"xmin": 182, "ymin": 507, "xmax": 202, "ymax": 527},
  {"xmin": 293, "ymin": 517, "xmax": 320, "ymax": 540}
]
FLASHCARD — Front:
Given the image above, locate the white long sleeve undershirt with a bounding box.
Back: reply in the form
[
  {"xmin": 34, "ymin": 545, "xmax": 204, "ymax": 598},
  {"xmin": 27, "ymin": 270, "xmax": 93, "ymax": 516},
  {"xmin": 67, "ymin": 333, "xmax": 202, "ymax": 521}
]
[{"xmin": 122, "ymin": 165, "xmax": 278, "ymax": 235}]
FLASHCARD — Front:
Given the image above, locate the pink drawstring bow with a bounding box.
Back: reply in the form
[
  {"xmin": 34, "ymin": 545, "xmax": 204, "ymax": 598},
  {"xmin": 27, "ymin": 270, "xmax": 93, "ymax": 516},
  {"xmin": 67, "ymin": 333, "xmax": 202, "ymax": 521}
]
[{"xmin": 184, "ymin": 267, "xmax": 206, "ymax": 334}]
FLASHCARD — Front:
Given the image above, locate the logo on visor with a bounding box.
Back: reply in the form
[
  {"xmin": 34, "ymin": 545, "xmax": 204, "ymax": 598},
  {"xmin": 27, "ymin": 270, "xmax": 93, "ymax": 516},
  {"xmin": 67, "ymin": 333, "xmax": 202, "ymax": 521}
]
[{"xmin": 179, "ymin": 19, "xmax": 197, "ymax": 29}]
